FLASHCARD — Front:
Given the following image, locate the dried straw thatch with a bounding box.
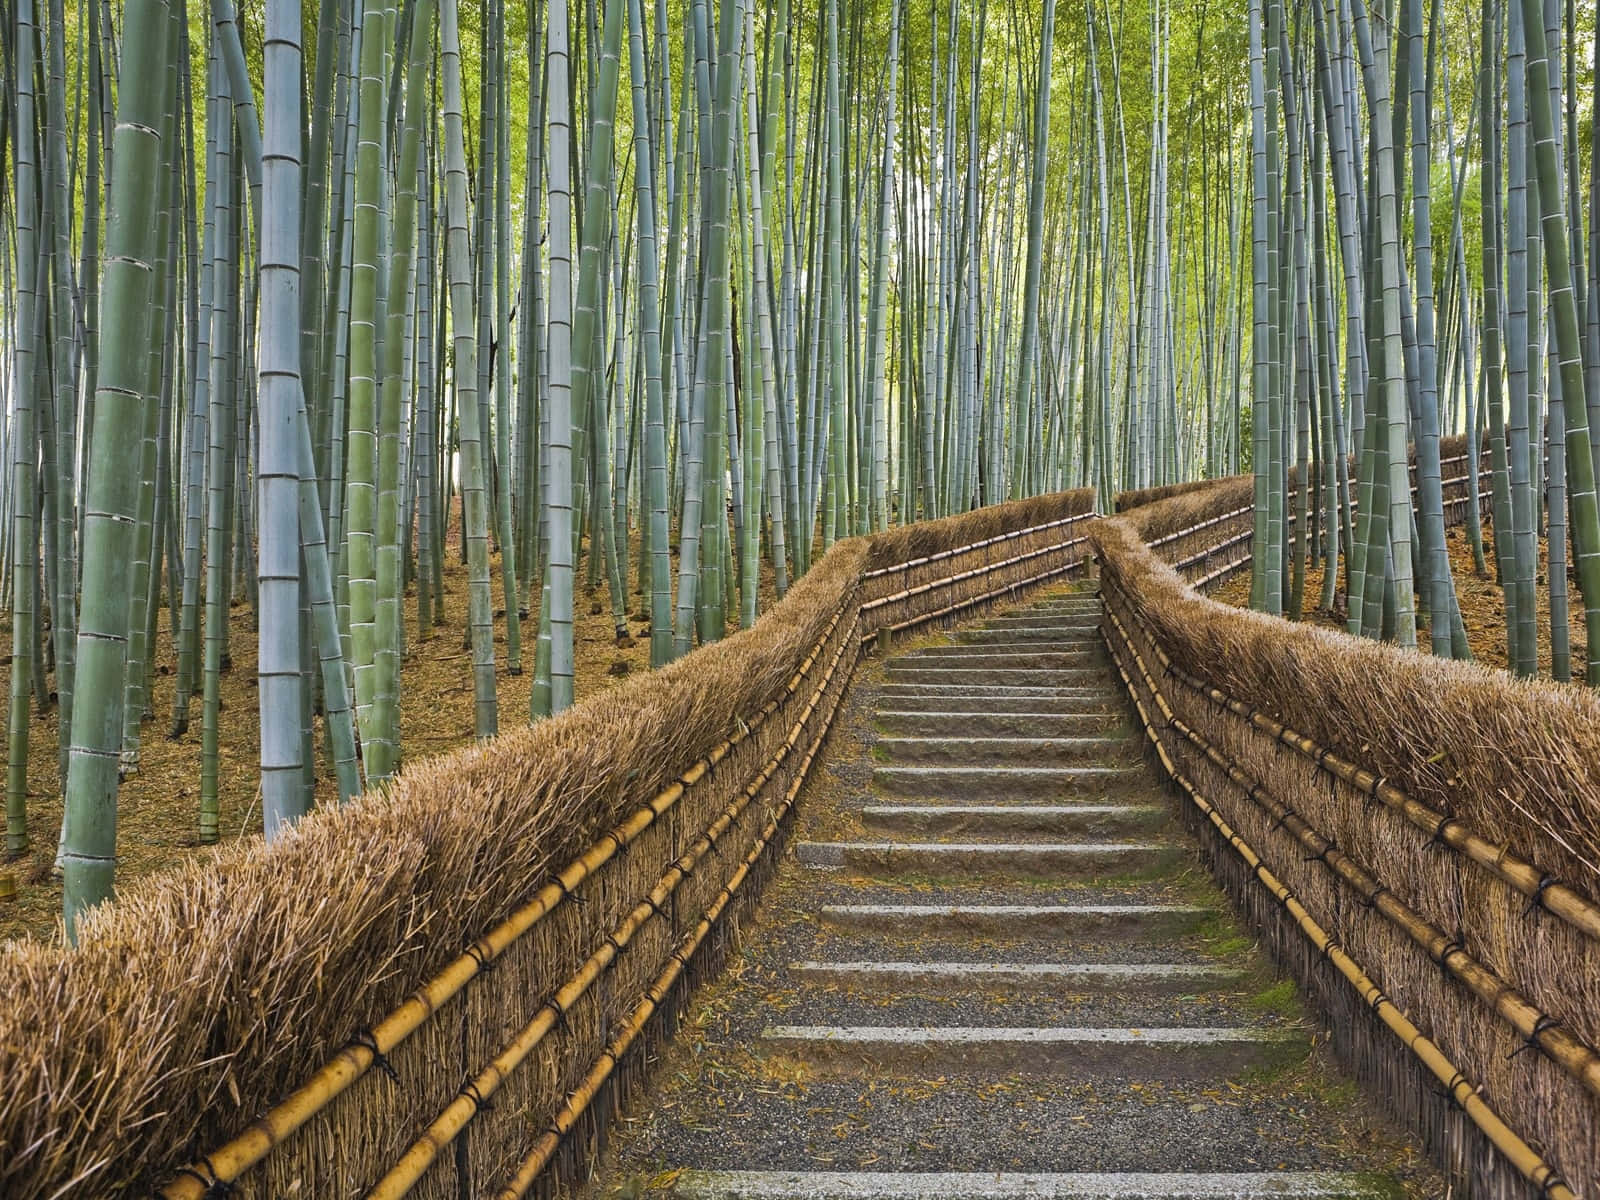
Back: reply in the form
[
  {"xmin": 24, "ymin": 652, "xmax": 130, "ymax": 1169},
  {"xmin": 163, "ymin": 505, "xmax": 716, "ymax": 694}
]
[
  {"xmin": 1093, "ymin": 482, "xmax": 1600, "ymax": 1195},
  {"xmin": 1113, "ymin": 477, "xmax": 1228, "ymax": 513},
  {"xmin": 0, "ymin": 489, "xmax": 1093, "ymax": 1198}
]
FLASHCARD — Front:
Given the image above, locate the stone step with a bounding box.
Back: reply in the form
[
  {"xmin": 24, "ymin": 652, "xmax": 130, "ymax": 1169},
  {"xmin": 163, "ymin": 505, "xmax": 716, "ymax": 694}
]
[
  {"xmin": 818, "ymin": 903, "xmax": 1217, "ymax": 939},
  {"xmin": 760, "ymin": 1024, "xmax": 1305, "ymax": 1080},
  {"xmin": 795, "ymin": 840, "xmax": 1182, "ymax": 879},
  {"xmin": 873, "ymin": 764, "xmax": 1144, "ymax": 800},
  {"xmin": 978, "ymin": 617, "xmax": 1102, "ymax": 633},
  {"xmin": 876, "ymin": 687, "xmax": 1124, "ymax": 714},
  {"xmin": 787, "ymin": 960, "xmax": 1246, "ymax": 994},
  {"xmin": 875, "ymin": 736, "xmax": 1136, "ymax": 767},
  {"xmin": 954, "ymin": 626, "xmax": 1104, "ymax": 644},
  {"xmin": 897, "ymin": 654, "xmax": 1108, "ymax": 673},
  {"xmin": 875, "ymin": 711, "xmax": 1122, "ymax": 738},
  {"xmin": 859, "ymin": 803, "xmax": 1166, "ymax": 838},
  {"xmin": 936, "ymin": 638, "xmax": 1105, "ymax": 654},
  {"xmin": 887, "ymin": 666, "xmax": 1108, "ymax": 688},
  {"xmin": 672, "ymin": 1172, "xmax": 1396, "ymax": 1200}
]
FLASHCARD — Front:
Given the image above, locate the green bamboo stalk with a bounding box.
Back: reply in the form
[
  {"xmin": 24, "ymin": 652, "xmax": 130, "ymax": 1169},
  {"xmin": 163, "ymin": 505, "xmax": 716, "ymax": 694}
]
[
  {"xmin": 60, "ymin": 0, "xmax": 174, "ymax": 932},
  {"xmin": 440, "ymin": 0, "xmax": 499, "ymax": 733}
]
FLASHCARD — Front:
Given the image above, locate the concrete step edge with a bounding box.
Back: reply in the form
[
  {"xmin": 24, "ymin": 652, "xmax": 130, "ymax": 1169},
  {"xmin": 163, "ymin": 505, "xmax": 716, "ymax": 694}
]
[{"xmin": 673, "ymin": 1170, "xmax": 1394, "ymax": 1200}]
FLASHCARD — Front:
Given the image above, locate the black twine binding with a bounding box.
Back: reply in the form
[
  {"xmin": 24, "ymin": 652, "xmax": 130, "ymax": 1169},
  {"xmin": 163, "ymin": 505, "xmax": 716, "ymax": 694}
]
[
  {"xmin": 1434, "ymin": 936, "xmax": 1465, "ymax": 970},
  {"xmin": 1539, "ymin": 1168, "xmax": 1570, "ymax": 1198},
  {"xmin": 643, "ymin": 895, "xmax": 672, "ymax": 924},
  {"xmin": 551, "ymin": 1001, "xmax": 573, "ymax": 1035},
  {"xmin": 351, "ymin": 1029, "xmax": 400, "ymax": 1084},
  {"xmin": 1525, "ymin": 874, "xmax": 1561, "ymax": 917},
  {"xmin": 1508, "ymin": 1015, "xmax": 1560, "ymax": 1062},
  {"xmin": 460, "ymin": 1081, "xmax": 495, "ymax": 1114},
  {"xmin": 1428, "ymin": 815, "xmax": 1456, "ymax": 849},
  {"xmin": 465, "ymin": 941, "xmax": 494, "ymax": 972},
  {"xmin": 198, "ymin": 1156, "xmax": 236, "ymax": 1198},
  {"xmin": 1303, "ymin": 838, "xmax": 1336, "ymax": 865}
]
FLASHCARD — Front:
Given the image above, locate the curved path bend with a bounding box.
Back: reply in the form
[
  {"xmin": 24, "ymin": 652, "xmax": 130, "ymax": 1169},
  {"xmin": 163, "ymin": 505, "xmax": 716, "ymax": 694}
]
[{"xmin": 595, "ymin": 588, "xmax": 1438, "ymax": 1200}]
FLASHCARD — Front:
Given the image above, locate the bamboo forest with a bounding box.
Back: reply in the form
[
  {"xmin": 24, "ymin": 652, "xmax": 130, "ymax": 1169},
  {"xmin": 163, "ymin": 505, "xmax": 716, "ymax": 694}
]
[
  {"xmin": 0, "ymin": 0, "xmax": 1596, "ymax": 931},
  {"xmin": 7, "ymin": 0, "xmax": 1600, "ymax": 1192}
]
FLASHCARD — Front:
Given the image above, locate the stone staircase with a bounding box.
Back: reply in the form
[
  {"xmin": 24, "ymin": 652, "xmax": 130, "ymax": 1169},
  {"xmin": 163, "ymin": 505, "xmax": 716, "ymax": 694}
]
[{"xmin": 597, "ymin": 590, "xmax": 1425, "ymax": 1200}]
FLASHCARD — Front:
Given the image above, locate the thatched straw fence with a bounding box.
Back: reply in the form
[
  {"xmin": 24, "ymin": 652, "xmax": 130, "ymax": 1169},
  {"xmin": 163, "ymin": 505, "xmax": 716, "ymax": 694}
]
[
  {"xmin": 0, "ymin": 489, "xmax": 1094, "ymax": 1199},
  {"xmin": 1095, "ymin": 459, "xmax": 1599, "ymax": 1199}
]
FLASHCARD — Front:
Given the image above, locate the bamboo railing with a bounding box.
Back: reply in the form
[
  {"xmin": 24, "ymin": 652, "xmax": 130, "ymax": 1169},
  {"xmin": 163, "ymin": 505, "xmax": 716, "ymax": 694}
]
[{"xmin": 1137, "ymin": 446, "xmax": 1494, "ymax": 590}]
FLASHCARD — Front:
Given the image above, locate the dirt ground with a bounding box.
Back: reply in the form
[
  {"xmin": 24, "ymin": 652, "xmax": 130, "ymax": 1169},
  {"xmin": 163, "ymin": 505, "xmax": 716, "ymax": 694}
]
[
  {"xmin": 1211, "ymin": 518, "xmax": 1591, "ymax": 679},
  {"xmin": 0, "ymin": 502, "xmax": 778, "ymax": 943}
]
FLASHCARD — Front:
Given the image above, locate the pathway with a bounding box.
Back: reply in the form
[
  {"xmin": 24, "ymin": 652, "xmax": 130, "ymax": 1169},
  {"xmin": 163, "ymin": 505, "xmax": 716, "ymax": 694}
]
[{"xmin": 596, "ymin": 588, "xmax": 1434, "ymax": 1200}]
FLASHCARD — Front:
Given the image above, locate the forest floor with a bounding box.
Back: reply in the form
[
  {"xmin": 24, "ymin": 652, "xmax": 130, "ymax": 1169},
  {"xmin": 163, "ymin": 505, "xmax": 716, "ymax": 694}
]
[
  {"xmin": 1212, "ymin": 517, "xmax": 1591, "ymax": 679},
  {"xmin": 0, "ymin": 501, "xmax": 777, "ymax": 944}
]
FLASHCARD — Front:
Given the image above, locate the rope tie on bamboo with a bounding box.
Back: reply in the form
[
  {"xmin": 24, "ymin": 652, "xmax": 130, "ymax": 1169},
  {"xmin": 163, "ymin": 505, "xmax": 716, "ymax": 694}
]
[
  {"xmin": 551, "ymin": 999, "xmax": 574, "ymax": 1035},
  {"xmin": 460, "ymin": 1080, "xmax": 495, "ymax": 1114},
  {"xmin": 643, "ymin": 894, "xmax": 672, "ymax": 924},
  {"xmin": 464, "ymin": 941, "xmax": 497, "ymax": 973},
  {"xmin": 1303, "ymin": 838, "xmax": 1336, "ymax": 867},
  {"xmin": 1524, "ymin": 874, "xmax": 1560, "ymax": 917},
  {"xmin": 1508, "ymin": 1015, "xmax": 1561, "ymax": 1062},
  {"xmin": 350, "ymin": 1028, "xmax": 401, "ymax": 1084},
  {"xmin": 1537, "ymin": 1167, "xmax": 1571, "ymax": 1198},
  {"xmin": 1427, "ymin": 815, "xmax": 1458, "ymax": 850},
  {"xmin": 1442, "ymin": 1071, "xmax": 1472, "ymax": 1110},
  {"xmin": 172, "ymin": 1162, "xmax": 232, "ymax": 1200},
  {"xmin": 1361, "ymin": 883, "xmax": 1388, "ymax": 911},
  {"xmin": 1432, "ymin": 936, "xmax": 1465, "ymax": 971}
]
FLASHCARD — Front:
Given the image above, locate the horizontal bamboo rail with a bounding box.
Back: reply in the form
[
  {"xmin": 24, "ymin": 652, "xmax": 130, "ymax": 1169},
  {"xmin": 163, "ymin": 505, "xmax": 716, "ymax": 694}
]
[
  {"xmin": 1099, "ymin": 578, "xmax": 1578, "ymax": 1200},
  {"xmin": 1157, "ymin": 649, "xmax": 1600, "ymax": 945},
  {"xmin": 866, "ymin": 538, "xmax": 1092, "ymax": 637},
  {"xmin": 1168, "ymin": 471, "xmax": 1481, "ymax": 567},
  {"xmin": 1102, "ymin": 593, "xmax": 1600, "ymax": 1101},
  {"xmin": 860, "ymin": 511, "xmax": 1095, "ymax": 583}
]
